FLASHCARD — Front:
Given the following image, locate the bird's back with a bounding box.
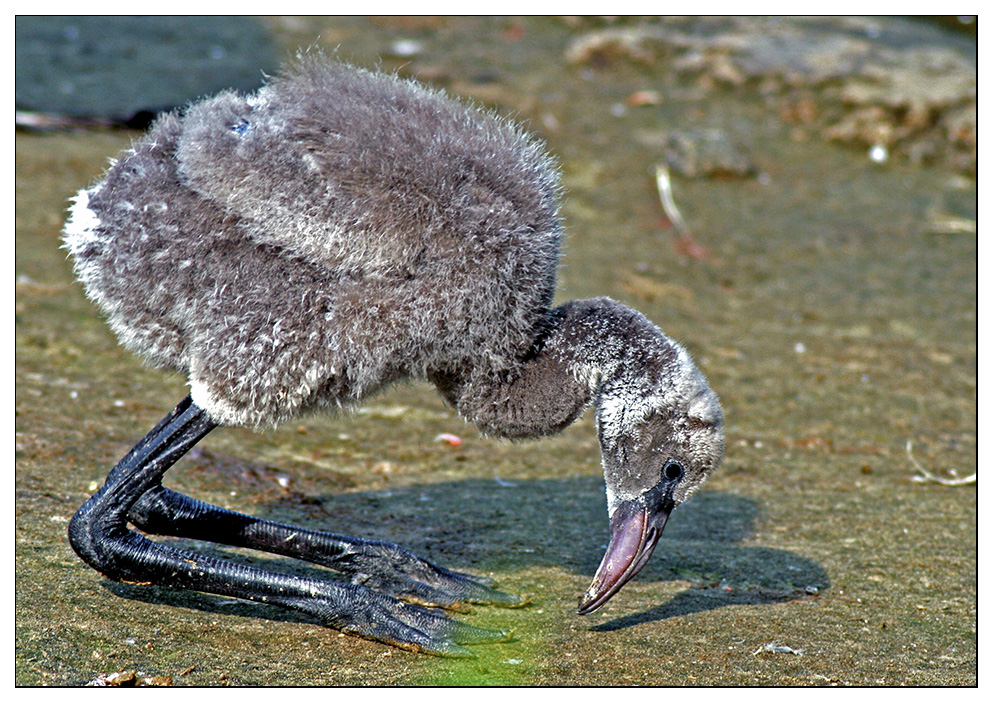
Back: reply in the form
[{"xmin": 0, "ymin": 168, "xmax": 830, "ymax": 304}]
[{"xmin": 63, "ymin": 56, "xmax": 564, "ymax": 427}]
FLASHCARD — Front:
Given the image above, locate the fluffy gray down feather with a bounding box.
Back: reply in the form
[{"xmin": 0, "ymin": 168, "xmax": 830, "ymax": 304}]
[{"xmin": 64, "ymin": 57, "xmax": 563, "ymax": 428}]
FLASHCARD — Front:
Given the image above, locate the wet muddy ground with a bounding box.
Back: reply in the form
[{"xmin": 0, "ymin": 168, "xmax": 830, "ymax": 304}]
[{"xmin": 15, "ymin": 17, "xmax": 976, "ymax": 686}]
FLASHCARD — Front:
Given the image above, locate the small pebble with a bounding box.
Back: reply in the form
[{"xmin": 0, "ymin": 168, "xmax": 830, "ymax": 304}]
[
  {"xmin": 389, "ymin": 39, "xmax": 424, "ymax": 57},
  {"xmin": 869, "ymin": 144, "xmax": 888, "ymax": 163}
]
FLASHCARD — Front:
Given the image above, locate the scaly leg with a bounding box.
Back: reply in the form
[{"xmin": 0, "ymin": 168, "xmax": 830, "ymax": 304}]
[
  {"xmin": 68, "ymin": 395, "xmax": 518, "ymax": 656},
  {"xmin": 128, "ymin": 486, "xmax": 524, "ymax": 611}
]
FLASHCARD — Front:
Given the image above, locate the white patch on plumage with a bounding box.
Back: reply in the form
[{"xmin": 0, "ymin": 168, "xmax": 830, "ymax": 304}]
[
  {"xmin": 62, "ymin": 186, "xmax": 102, "ymax": 255},
  {"xmin": 62, "ymin": 184, "xmax": 119, "ymax": 319}
]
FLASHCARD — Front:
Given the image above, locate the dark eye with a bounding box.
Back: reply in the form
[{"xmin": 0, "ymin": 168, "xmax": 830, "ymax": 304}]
[{"xmin": 663, "ymin": 460, "xmax": 684, "ymax": 482}]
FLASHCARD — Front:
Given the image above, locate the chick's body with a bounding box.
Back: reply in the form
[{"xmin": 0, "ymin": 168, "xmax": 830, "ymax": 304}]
[{"xmin": 66, "ymin": 59, "xmax": 562, "ymax": 427}]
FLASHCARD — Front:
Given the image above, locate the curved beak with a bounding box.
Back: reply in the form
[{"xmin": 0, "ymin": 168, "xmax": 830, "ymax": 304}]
[{"xmin": 577, "ymin": 486, "xmax": 675, "ymax": 615}]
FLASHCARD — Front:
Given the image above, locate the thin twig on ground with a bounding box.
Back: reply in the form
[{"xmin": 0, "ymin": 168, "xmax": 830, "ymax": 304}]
[
  {"xmin": 655, "ymin": 164, "xmax": 690, "ymax": 236},
  {"xmin": 906, "ymin": 441, "xmax": 976, "ymax": 486}
]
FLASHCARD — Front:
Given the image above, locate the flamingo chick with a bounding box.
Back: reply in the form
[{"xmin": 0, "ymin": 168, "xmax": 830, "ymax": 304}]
[{"xmin": 62, "ymin": 55, "xmax": 724, "ymax": 657}]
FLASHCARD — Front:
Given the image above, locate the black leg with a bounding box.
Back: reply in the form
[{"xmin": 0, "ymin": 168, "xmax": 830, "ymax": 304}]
[
  {"xmin": 129, "ymin": 487, "xmax": 524, "ymax": 610},
  {"xmin": 69, "ymin": 395, "xmax": 216, "ymax": 582},
  {"xmin": 68, "ymin": 396, "xmax": 519, "ymax": 656}
]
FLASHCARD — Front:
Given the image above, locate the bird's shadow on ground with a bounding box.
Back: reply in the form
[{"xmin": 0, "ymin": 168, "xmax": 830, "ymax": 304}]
[{"xmin": 106, "ymin": 458, "xmax": 829, "ymax": 633}]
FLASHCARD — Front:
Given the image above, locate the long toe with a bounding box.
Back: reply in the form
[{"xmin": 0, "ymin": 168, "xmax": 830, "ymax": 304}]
[
  {"xmin": 271, "ymin": 584, "xmax": 512, "ymax": 658},
  {"xmin": 403, "ymin": 610, "xmax": 513, "ymax": 657},
  {"xmin": 361, "ymin": 571, "xmax": 529, "ymax": 610},
  {"xmin": 392, "ymin": 570, "xmax": 528, "ymax": 610},
  {"xmin": 429, "ymin": 565, "xmax": 530, "ymax": 608},
  {"xmin": 383, "ymin": 596, "xmax": 514, "ymax": 649},
  {"xmin": 339, "ymin": 543, "xmax": 529, "ymax": 609},
  {"xmin": 458, "ymin": 581, "xmax": 529, "ymax": 608},
  {"xmin": 365, "ymin": 609, "xmax": 512, "ymax": 658},
  {"xmin": 443, "ymin": 619, "xmax": 514, "ymax": 646}
]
